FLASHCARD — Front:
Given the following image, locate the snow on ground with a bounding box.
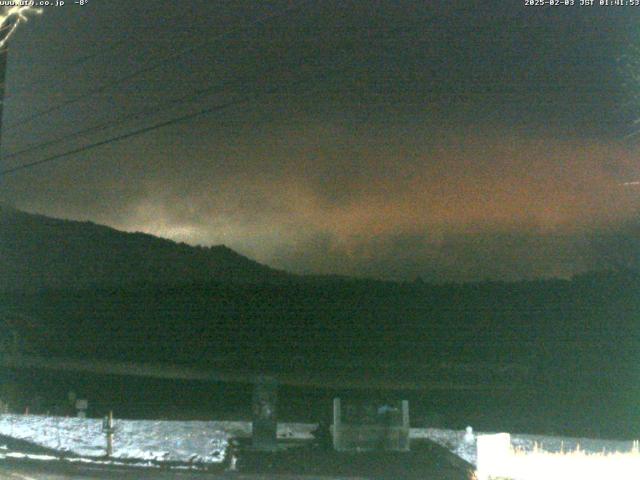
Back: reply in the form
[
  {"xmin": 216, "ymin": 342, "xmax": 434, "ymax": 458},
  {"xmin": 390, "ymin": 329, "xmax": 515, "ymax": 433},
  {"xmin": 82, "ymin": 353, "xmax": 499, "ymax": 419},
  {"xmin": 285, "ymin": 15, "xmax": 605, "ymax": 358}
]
[
  {"xmin": 0, "ymin": 415, "xmax": 317, "ymax": 465},
  {"xmin": 0, "ymin": 414, "xmax": 229, "ymax": 463},
  {"xmin": 0, "ymin": 414, "xmax": 635, "ymax": 469},
  {"xmin": 411, "ymin": 427, "xmax": 639, "ymax": 466}
]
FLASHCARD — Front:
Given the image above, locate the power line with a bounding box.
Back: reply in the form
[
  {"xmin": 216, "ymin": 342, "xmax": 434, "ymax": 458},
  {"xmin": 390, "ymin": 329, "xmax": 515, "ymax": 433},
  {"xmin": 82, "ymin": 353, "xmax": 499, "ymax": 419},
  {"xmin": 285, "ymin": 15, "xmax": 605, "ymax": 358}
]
[
  {"xmin": 0, "ymin": 41, "xmax": 375, "ymax": 176},
  {"xmin": 0, "ymin": 72, "xmax": 315, "ymax": 176},
  {"xmin": 2, "ymin": 6, "xmax": 552, "ymax": 170},
  {"xmin": 0, "ymin": 97, "xmax": 248, "ymax": 175},
  {"xmin": 4, "ymin": 1, "xmax": 308, "ymax": 131},
  {"xmin": 2, "ymin": 55, "xmax": 299, "ymax": 161},
  {"xmin": 0, "ymin": 8, "xmax": 448, "ymax": 175},
  {"xmin": 3, "ymin": 15, "xmax": 429, "ymax": 163},
  {"xmin": 32, "ymin": 14, "xmax": 254, "ymax": 73}
]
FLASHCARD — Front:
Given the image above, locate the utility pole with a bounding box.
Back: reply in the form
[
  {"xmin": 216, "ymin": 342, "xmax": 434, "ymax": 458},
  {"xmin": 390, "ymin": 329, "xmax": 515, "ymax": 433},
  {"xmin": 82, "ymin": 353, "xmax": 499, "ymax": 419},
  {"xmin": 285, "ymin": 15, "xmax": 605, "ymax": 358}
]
[
  {"xmin": 0, "ymin": 8, "xmax": 41, "ymax": 182},
  {"xmin": 0, "ymin": 33, "xmax": 10, "ymax": 407},
  {"xmin": 0, "ymin": 46, "xmax": 6, "ymax": 129},
  {"xmin": 0, "ymin": 14, "xmax": 16, "ymax": 185}
]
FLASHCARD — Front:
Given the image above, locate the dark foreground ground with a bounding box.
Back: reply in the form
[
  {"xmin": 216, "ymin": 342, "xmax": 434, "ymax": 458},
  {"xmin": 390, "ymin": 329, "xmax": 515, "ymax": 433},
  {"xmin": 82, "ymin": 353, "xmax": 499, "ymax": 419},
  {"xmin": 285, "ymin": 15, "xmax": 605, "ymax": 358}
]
[
  {"xmin": 235, "ymin": 441, "xmax": 473, "ymax": 479},
  {"xmin": 0, "ymin": 440, "xmax": 473, "ymax": 480}
]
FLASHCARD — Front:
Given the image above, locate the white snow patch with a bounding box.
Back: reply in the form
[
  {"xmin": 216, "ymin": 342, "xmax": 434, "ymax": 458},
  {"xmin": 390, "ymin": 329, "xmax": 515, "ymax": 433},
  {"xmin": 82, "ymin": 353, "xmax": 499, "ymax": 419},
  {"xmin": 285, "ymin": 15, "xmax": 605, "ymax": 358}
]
[
  {"xmin": 0, "ymin": 414, "xmax": 227, "ymax": 463},
  {"xmin": 0, "ymin": 415, "xmax": 318, "ymax": 465},
  {"xmin": 411, "ymin": 427, "xmax": 639, "ymax": 467},
  {"xmin": 17, "ymin": 414, "xmax": 636, "ymax": 470}
]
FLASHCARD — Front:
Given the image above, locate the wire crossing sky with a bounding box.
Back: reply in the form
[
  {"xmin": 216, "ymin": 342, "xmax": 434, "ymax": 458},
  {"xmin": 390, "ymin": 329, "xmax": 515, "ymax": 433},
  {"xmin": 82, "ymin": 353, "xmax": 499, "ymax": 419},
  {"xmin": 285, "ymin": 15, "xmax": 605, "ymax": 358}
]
[
  {"xmin": 3, "ymin": 1, "xmax": 307, "ymax": 131},
  {"xmin": 1, "ymin": 0, "xmax": 639, "ymax": 282}
]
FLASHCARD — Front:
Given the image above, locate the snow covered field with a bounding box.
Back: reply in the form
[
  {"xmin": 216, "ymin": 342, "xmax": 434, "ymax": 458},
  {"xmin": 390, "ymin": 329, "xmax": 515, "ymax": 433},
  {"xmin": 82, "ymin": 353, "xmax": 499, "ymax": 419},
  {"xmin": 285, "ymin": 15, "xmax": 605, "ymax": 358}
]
[
  {"xmin": 0, "ymin": 414, "xmax": 231, "ymax": 463},
  {"xmin": 0, "ymin": 413, "xmax": 636, "ymax": 471},
  {"xmin": 0, "ymin": 415, "xmax": 322, "ymax": 465},
  {"xmin": 412, "ymin": 427, "xmax": 639, "ymax": 466}
]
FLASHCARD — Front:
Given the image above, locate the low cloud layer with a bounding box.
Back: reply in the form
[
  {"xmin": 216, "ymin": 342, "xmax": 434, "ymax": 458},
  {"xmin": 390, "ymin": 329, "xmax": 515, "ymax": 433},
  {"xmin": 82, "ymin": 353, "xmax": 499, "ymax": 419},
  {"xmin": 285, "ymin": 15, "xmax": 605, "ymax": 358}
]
[
  {"xmin": 1, "ymin": 1, "xmax": 636, "ymax": 282},
  {"xmin": 4, "ymin": 118, "xmax": 639, "ymax": 281}
]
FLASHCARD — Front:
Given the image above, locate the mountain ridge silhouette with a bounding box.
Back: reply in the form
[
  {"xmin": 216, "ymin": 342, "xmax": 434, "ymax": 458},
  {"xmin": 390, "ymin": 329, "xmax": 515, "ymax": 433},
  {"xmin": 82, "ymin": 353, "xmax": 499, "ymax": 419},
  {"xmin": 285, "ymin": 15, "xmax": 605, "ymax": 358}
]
[{"xmin": 0, "ymin": 205, "xmax": 292, "ymax": 291}]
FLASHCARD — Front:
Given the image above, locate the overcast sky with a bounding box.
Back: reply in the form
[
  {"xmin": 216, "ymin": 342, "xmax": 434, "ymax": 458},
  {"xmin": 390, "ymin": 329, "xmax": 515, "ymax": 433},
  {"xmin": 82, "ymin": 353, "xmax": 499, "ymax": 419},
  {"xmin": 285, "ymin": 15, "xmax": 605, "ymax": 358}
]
[{"xmin": 1, "ymin": 1, "xmax": 639, "ymax": 281}]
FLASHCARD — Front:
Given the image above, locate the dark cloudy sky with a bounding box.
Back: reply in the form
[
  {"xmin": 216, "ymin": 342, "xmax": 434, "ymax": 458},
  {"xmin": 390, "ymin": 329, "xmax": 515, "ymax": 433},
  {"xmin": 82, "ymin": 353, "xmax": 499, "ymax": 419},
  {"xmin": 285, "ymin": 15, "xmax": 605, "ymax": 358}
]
[{"xmin": 1, "ymin": 1, "xmax": 639, "ymax": 281}]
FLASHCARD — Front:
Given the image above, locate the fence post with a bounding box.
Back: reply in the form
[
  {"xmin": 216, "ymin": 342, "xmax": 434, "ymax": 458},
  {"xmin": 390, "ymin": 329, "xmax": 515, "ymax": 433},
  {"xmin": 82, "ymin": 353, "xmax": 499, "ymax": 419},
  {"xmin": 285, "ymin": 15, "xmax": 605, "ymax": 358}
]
[
  {"xmin": 332, "ymin": 398, "xmax": 341, "ymax": 451},
  {"xmin": 102, "ymin": 411, "xmax": 114, "ymax": 457},
  {"xmin": 400, "ymin": 400, "xmax": 410, "ymax": 450}
]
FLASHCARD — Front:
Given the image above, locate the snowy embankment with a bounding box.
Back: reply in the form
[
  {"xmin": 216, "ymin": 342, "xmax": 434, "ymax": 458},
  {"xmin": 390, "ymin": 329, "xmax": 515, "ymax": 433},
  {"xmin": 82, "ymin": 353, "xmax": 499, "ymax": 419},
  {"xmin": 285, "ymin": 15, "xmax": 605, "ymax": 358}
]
[
  {"xmin": 0, "ymin": 414, "xmax": 635, "ymax": 469},
  {"xmin": 412, "ymin": 427, "xmax": 639, "ymax": 466},
  {"xmin": 0, "ymin": 415, "xmax": 313, "ymax": 464}
]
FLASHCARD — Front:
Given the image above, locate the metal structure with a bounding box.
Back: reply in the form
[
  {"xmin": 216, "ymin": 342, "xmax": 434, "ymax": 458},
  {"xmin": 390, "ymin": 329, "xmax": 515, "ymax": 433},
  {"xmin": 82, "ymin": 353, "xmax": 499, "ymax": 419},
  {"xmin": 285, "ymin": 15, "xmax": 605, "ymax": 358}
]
[
  {"xmin": 332, "ymin": 398, "xmax": 410, "ymax": 452},
  {"xmin": 0, "ymin": 353, "xmax": 520, "ymax": 391},
  {"xmin": 251, "ymin": 376, "xmax": 278, "ymax": 451}
]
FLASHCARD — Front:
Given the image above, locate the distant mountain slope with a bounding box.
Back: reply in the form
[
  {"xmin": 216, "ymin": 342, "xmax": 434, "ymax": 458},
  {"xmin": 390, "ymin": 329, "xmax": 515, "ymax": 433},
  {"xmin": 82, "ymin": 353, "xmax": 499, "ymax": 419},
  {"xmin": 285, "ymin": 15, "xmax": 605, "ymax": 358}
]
[{"xmin": 0, "ymin": 204, "xmax": 290, "ymax": 291}]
